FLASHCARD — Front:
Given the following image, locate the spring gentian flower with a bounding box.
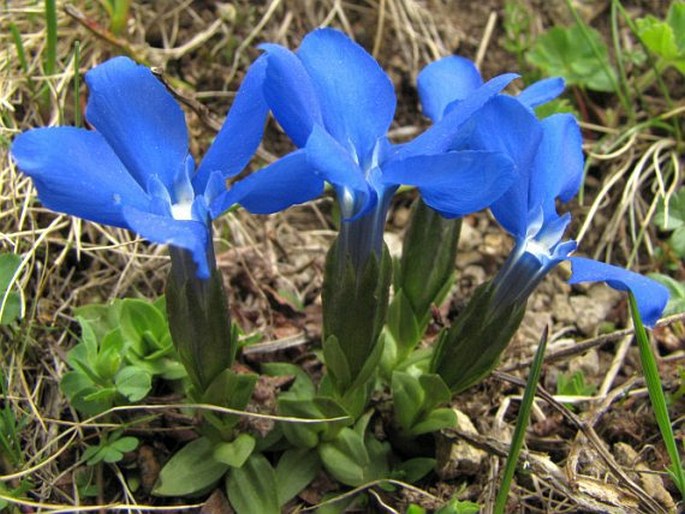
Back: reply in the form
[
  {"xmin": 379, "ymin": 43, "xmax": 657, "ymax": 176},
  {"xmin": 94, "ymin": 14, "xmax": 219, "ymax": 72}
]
[
  {"xmin": 418, "ymin": 56, "xmax": 668, "ymax": 327},
  {"xmin": 212, "ymin": 28, "xmax": 519, "ymax": 268},
  {"xmin": 11, "ymin": 56, "xmax": 268, "ymax": 279}
]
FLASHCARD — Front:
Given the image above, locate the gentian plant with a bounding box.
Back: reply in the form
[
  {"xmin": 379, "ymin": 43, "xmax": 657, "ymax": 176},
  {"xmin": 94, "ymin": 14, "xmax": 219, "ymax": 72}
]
[
  {"xmin": 217, "ymin": 28, "xmax": 518, "ymax": 416},
  {"xmin": 11, "ymin": 55, "xmax": 269, "ymax": 435},
  {"xmin": 415, "ymin": 56, "xmax": 669, "ymax": 392}
]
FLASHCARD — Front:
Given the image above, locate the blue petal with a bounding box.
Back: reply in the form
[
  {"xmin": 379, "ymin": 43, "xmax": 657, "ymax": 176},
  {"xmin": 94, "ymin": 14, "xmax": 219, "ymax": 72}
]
[
  {"xmin": 209, "ymin": 150, "xmax": 324, "ymax": 217},
  {"xmin": 298, "ymin": 28, "xmax": 396, "ymax": 165},
  {"xmin": 516, "ymin": 77, "xmax": 565, "ymax": 109},
  {"xmin": 305, "ymin": 124, "xmax": 374, "ymax": 217},
  {"xmin": 260, "ymin": 43, "xmax": 323, "ymax": 147},
  {"xmin": 530, "ymin": 113, "xmax": 584, "ymax": 217},
  {"xmin": 399, "ymin": 72, "xmax": 519, "ymax": 157},
  {"xmin": 417, "ymin": 55, "xmax": 483, "ymax": 122},
  {"xmin": 469, "ymin": 96, "xmax": 542, "ymax": 238},
  {"xmin": 194, "ymin": 55, "xmax": 269, "ymax": 193},
  {"xmin": 122, "ymin": 206, "xmax": 211, "ymax": 279},
  {"xmin": 11, "ymin": 127, "xmax": 150, "ymax": 228},
  {"xmin": 85, "ymin": 56, "xmax": 189, "ymax": 193},
  {"xmin": 568, "ymin": 257, "xmax": 669, "ymax": 327},
  {"xmin": 381, "ymin": 150, "xmax": 515, "ymax": 218}
]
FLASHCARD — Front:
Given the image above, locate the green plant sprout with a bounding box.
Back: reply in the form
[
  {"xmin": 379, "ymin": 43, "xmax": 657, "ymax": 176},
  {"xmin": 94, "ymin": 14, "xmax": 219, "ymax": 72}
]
[
  {"xmin": 556, "ymin": 370, "xmax": 598, "ymax": 399},
  {"xmin": 636, "ymin": 2, "xmax": 685, "ymax": 77},
  {"xmin": 99, "ymin": 0, "xmax": 132, "ymax": 35},
  {"xmin": 81, "ymin": 429, "xmax": 139, "ymax": 466},
  {"xmin": 60, "ymin": 298, "xmax": 185, "ymax": 416},
  {"xmin": 526, "ymin": 23, "xmax": 618, "ymax": 93}
]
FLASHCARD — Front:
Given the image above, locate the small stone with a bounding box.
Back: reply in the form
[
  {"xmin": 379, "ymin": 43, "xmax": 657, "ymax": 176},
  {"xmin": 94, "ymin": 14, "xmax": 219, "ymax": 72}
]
[
  {"xmin": 435, "ymin": 409, "xmax": 486, "ymax": 479},
  {"xmin": 384, "ymin": 232, "xmax": 403, "ymax": 259},
  {"xmin": 456, "ymin": 250, "xmax": 482, "ymax": 269},
  {"xmin": 552, "ymin": 293, "xmax": 576, "ymax": 325},
  {"xmin": 570, "ymin": 285, "xmax": 620, "ymax": 336},
  {"xmin": 613, "ymin": 442, "xmax": 675, "ymax": 511},
  {"xmin": 568, "ymin": 348, "xmax": 600, "ymax": 377},
  {"xmin": 458, "ymin": 221, "xmax": 482, "ymax": 251}
]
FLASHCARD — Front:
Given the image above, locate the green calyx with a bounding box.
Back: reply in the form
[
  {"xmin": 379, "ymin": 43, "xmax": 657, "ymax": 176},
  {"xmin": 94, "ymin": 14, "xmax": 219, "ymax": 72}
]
[
  {"xmin": 430, "ymin": 280, "xmax": 527, "ymax": 393},
  {"xmin": 322, "ymin": 237, "xmax": 392, "ymax": 398}
]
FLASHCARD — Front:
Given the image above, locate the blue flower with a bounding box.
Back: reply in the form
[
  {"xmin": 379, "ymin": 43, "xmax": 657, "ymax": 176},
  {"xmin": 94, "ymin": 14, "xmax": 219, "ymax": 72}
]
[
  {"xmin": 418, "ymin": 56, "xmax": 668, "ymax": 326},
  {"xmin": 212, "ymin": 29, "xmax": 518, "ymax": 266},
  {"xmin": 11, "ymin": 56, "xmax": 268, "ymax": 279}
]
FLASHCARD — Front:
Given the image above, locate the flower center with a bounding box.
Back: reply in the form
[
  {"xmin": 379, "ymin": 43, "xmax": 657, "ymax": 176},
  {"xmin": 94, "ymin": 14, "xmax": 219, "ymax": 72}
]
[{"xmin": 171, "ymin": 200, "xmax": 194, "ymax": 221}]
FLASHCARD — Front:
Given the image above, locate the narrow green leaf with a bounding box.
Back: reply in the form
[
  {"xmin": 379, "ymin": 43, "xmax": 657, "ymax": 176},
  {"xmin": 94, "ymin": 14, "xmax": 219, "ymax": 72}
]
[
  {"xmin": 494, "ymin": 328, "xmax": 549, "ymax": 514},
  {"xmin": 629, "ymin": 293, "xmax": 685, "ymax": 497}
]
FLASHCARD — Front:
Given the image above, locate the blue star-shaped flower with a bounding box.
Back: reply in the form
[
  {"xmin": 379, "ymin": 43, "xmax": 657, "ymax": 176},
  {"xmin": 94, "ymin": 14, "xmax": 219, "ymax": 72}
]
[
  {"xmin": 212, "ymin": 28, "xmax": 518, "ymax": 267},
  {"xmin": 418, "ymin": 56, "xmax": 668, "ymax": 326},
  {"xmin": 11, "ymin": 56, "xmax": 268, "ymax": 278}
]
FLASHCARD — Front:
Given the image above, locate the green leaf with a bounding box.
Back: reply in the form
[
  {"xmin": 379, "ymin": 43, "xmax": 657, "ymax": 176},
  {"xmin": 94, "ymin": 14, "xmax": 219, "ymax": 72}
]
[
  {"xmin": 74, "ymin": 301, "xmax": 123, "ymax": 341},
  {"xmin": 83, "ymin": 434, "xmax": 138, "ymax": 465},
  {"xmin": 275, "ymin": 448, "xmax": 320, "ymax": 506},
  {"xmin": 213, "ymin": 433, "xmax": 255, "ymax": 468},
  {"xmin": 110, "ymin": 436, "xmax": 139, "ymax": 453},
  {"xmin": 95, "ymin": 335, "xmax": 124, "ymax": 380},
  {"xmin": 654, "ymin": 189, "xmax": 685, "ymax": 231},
  {"xmin": 527, "ymin": 23, "xmax": 617, "ymax": 92},
  {"xmin": 278, "ymin": 397, "xmax": 324, "ymax": 449},
  {"xmin": 629, "ymin": 293, "xmax": 685, "ymax": 498},
  {"xmin": 386, "ymin": 290, "xmax": 422, "ymax": 361},
  {"xmin": 153, "ymin": 437, "xmax": 229, "ymax": 497},
  {"xmin": 410, "ymin": 408, "xmax": 457, "ymax": 435},
  {"xmin": 0, "ymin": 252, "xmax": 22, "ymax": 325},
  {"xmin": 226, "ymin": 454, "xmax": 280, "ymax": 514},
  {"xmin": 114, "ymin": 366, "xmax": 152, "ymax": 402},
  {"xmin": 395, "ymin": 457, "xmax": 435, "ymax": 483},
  {"xmin": 120, "ymin": 298, "xmax": 168, "ymax": 355},
  {"xmin": 418, "ymin": 374, "xmax": 452, "ymax": 411},
  {"xmin": 392, "ymin": 371, "xmax": 423, "ymax": 430},
  {"xmin": 437, "ymin": 498, "xmax": 481, "ymax": 514},
  {"xmin": 322, "ymin": 335, "xmax": 352, "ymax": 392},
  {"xmin": 319, "ymin": 428, "xmax": 368, "ymax": 486},
  {"xmin": 647, "ymin": 273, "xmax": 685, "ymax": 315},
  {"xmin": 668, "ymin": 1, "xmax": 685, "ymax": 50},
  {"xmin": 261, "ymin": 362, "xmax": 316, "ymax": 397},
  {"xmin": 318, "ymin": 412, "xmax": 390, "ymax": 487},
  {"xmin": 637, "ymin": 15, "xmax": 680, "ymax": 60},
  {"xmin": 61, "ymin": 371, "xmax": 114, "ymax": 416},
  {"xmin": 670, "ymin": 226, "xmax": 685, "ymax": 257}
]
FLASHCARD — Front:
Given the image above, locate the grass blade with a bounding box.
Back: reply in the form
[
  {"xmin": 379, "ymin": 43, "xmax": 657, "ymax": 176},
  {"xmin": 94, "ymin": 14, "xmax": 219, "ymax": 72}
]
[
  {"xmin": 494, "ymin": 327, "xmax": 549, "ymax": 514},
  {"xmin": 629, "ymin": 292, "xmax": 685, "ymax": 497},
  {"xmin": 73, "ymin": 41, "xmax": 82, "ymax": 128},
  {"xmin": 44, "ymin": 0, "xmax": 58, "ymax": 77}
]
